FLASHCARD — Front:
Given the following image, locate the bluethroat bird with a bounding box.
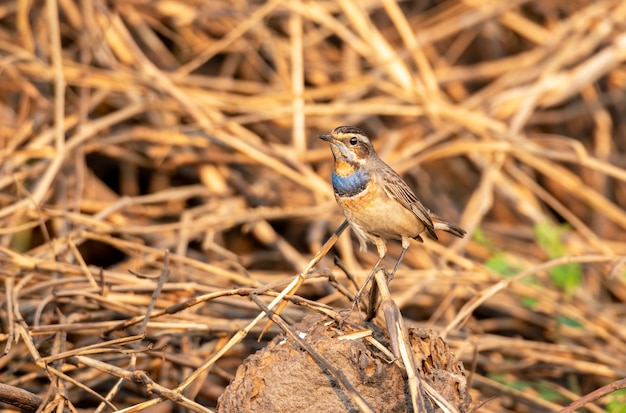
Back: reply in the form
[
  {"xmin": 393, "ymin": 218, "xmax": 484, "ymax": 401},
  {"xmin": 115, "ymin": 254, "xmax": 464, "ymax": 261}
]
[{"xmin": 320, "ymin": 126, "xmax": 465, "ymax": 302}]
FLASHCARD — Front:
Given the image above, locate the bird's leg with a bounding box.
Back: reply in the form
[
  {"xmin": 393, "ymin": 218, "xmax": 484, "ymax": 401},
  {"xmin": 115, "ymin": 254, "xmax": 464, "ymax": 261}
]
[
  {"xmin": 389, "ymin": 246, "xmax": 408, "ymax": 281},
  {"xmin": 364, "ymin": 241, "xmax": 411, "ymax": 319},
  {"xmin": 389, "ymin": 237, "xmax": 411, "ymax": 281},
  {"xmin": 364, "ymin": 248, "xmax": 406, "ymax": 320},
  {"xmin": 349, "ymin": 238, "xmax": 387, "ymax": 317},
  {"xmin": 349, "ymin": 254, "xmax": 385, "ymax": 316}
]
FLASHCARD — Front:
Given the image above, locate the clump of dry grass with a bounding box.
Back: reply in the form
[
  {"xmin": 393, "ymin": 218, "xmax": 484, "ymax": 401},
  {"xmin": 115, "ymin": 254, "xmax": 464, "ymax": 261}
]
[{"xmin": 1, "ymin": 0, "xmax": 626, "ymax": 411}]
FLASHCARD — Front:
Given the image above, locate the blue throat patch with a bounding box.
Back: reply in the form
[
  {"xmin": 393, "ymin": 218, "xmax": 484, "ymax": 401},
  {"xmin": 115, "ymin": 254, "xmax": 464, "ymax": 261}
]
[{"xmin": 332, "ymin": 168, "xmax": 369, "ymax": 197}]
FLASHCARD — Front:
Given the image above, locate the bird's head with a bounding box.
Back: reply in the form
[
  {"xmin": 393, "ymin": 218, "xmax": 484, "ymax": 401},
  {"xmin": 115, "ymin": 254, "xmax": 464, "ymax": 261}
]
[{"xmin": 319, "ymin": 126, "xmax": 374, "ymax": 165}]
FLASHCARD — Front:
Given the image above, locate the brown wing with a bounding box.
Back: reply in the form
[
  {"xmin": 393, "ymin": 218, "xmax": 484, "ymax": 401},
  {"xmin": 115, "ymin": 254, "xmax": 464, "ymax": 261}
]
[{"xmin": 378, "ymin": 163, "xmax": 438, "ymax": 240}]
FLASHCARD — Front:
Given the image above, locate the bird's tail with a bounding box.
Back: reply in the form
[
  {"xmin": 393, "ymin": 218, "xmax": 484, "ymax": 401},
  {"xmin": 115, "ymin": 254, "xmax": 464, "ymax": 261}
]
[{"xmin": 432, "ymin": 215, "xmax": 466, "ymax": 238}]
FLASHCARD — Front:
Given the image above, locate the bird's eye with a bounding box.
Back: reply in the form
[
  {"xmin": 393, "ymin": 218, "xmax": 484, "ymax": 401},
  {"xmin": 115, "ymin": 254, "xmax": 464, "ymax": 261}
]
[{"xmin": 349, "ymin": 137, "xmax": 358, "ymax": 145}]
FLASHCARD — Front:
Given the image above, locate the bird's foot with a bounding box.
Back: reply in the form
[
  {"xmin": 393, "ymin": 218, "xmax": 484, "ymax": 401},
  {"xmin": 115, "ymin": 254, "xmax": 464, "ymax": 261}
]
[
  {"xmin": 335, "ymin": 298, "xmax": 365, "ymax": 329},
  {"xmin": 347, "ymin": 298, "xmax": 362, "ymax": 319}
]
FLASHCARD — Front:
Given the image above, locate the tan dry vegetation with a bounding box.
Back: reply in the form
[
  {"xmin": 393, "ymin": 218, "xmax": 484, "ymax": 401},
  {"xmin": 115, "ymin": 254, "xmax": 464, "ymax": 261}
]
[{"xmin": 1, "ymin": 0, "xmax": 626, "ymax": 412}]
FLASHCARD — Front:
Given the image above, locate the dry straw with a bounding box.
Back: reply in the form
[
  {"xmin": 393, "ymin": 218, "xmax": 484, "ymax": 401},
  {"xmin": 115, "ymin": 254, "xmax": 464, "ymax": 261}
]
[{"xmin": 1, "ymin": 0, "xmax": 626, "ymax": 412}]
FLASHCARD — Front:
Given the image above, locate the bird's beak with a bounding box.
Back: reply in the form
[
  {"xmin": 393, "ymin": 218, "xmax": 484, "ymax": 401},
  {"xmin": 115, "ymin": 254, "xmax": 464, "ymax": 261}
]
[{"xmin": 319, "ymin": 134, "xmax": 333, "ymax": 142}]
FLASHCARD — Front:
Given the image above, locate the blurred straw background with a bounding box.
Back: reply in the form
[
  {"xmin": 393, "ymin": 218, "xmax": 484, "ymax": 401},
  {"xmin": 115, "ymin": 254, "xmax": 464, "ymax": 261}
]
[{"xmin": 1, "ymin": 0, "xmax": 626, "ymax": 411}]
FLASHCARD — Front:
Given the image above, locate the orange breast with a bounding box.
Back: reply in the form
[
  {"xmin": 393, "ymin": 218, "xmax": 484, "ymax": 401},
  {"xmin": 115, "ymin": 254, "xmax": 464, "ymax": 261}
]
[{"xmin": 336, "ymin": 173, "xmax": 425, "ymax": 241}]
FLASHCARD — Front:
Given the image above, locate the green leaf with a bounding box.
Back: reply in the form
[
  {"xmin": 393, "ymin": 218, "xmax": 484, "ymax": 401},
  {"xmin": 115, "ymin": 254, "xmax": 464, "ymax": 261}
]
[
  {"xmin": 521, "ymin": 296, "xmax": 538, "ymax": 308},
  {"xmin": 535, "ymin": 384, "xmax": 564, "ymax": 402},
  {"xmin": 485, "ymin": 253, "xmax": 518, "ymax": 277},
  {"xmin": 533, "ymin": 221, "xmax": 582, "ymax": 295},
  {"xmin": 550, "ymin": 263, "xmax": 582, "ymax": 295},
  {"xmin": 557, "ymin": 316, "xmax": 582, "ymax": 328},
  {"xmin": 472, "ymin": 227, "xmax": 491, "ymax": 247},
  {"xmin": 606, "ymin": 388, "xmax": 626, "ymax": 413},
  {"xmin": 487, "ymin": 376, "xmax": 566, "ymax": 403},
  {"xmin": 534, "ymin": 221, "xmax": 566, "ymax": 258}
]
